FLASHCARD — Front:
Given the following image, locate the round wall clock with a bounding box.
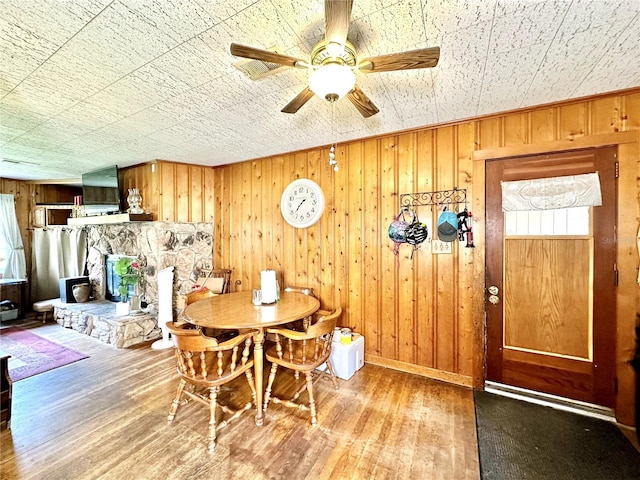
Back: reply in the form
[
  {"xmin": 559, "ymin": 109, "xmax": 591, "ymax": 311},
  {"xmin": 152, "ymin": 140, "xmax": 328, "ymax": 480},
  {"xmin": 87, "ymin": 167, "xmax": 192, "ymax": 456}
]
[{"xmin": 280, "ymin": 178, "xmax": 325, "ymax": 228}]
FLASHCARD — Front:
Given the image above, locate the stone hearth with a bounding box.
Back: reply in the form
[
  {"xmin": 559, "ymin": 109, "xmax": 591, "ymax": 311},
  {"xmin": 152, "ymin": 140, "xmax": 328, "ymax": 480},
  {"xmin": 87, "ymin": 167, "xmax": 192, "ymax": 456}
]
[
  {"xmin": 54, "ymin": 300, "xmax": 160, "ymax": 348},
  {"xmin": 54, "ymin": 221, "xmax": 214, "ymax": 348}
]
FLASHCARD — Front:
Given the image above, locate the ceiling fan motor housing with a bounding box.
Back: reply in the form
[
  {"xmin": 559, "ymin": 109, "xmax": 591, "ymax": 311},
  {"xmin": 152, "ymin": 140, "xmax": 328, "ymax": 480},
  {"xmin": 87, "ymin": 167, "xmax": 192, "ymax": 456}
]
[{"xmin": 311, "ymin": 39, "xmax": 357, "ymax": 67}]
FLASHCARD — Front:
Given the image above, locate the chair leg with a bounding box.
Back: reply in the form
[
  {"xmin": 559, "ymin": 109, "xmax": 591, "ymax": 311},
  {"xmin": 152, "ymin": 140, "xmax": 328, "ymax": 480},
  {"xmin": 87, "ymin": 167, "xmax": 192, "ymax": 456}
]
[
  {"xmin": 208, "ymin": 387, "xmax": 219, "ymax": 453},
  {"xmin": 303, "ymin": 371, "xmax": 318, "ymax": 426},
  {"xmin": 244, "ymin": 368, "xmax": 257, "ymax": 406},
  {"xmin": 264, "ymin": 362, "xmax": 279, "ymax": 410},
  {"xmin": 325, "ymin": 359, "xmax": 340, "ymax": 390},
  {"xmin": 167, "ymin": 379, "xmax": 187, "ymax": 424},
  {"xmin": 181, "ymin": 383, "xmax": 195, "ymax": 405}
]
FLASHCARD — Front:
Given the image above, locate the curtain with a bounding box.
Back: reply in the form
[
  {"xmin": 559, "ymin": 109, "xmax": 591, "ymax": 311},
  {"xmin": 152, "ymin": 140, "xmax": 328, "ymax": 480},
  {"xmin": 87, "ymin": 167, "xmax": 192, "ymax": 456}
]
[
  {"xmin": 501, "ymin": 172, "xmax": 602, "ymax": 212},
  {"xmin": 31, "ymin": 228, "xmax": 87, "ymax": 301},
  {"xmin": 0, "ymin": 194, "xmax": 27, "ymax": 279}
]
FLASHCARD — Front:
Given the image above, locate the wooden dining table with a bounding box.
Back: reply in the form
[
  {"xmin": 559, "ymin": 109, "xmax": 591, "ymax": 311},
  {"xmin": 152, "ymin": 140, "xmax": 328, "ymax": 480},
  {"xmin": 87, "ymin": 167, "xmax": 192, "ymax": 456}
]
[{"xmin": 182, "ymin": 290, "xmax": 320, "ymax": 426}]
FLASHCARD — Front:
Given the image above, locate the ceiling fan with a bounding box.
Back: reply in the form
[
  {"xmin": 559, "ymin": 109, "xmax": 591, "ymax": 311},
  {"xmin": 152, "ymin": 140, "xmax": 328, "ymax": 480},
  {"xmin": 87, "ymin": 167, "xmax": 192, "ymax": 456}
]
[{"xmin": 230, "ymin": 0, "xmax": 440, "ymax": 118}]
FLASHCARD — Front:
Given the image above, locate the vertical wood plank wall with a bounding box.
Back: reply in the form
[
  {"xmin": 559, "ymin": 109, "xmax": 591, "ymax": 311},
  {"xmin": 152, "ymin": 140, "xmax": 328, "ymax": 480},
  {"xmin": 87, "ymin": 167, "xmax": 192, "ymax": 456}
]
[
  {"xmin": 211, "ymin": 90, "xmax": 639, "ymax": 424},
  {"xmin": 119, "ymin": 161, "xmax": 216, "ymax": 223},
  {"xmin": 212, "ymin": 129, "xmax": 477, "ymax": 386},
  {"xmin": 2, "ymin": 89, "xmax": 638, "ymax": 424}
]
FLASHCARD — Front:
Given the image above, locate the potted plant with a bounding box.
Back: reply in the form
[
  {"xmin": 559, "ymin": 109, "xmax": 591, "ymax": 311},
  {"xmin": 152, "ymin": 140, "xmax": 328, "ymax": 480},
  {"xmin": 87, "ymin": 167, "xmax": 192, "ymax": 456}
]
[{"xmin": 113, "ymin": 257, "xmax": 140, "ymax": 315}]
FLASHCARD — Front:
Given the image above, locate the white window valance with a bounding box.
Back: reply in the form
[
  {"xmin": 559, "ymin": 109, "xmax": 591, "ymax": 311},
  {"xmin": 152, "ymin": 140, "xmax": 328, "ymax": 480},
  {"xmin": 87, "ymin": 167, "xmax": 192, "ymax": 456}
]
[{"xmin": 501, "ymin": 172, "xmax": 602, "ymax": 212}]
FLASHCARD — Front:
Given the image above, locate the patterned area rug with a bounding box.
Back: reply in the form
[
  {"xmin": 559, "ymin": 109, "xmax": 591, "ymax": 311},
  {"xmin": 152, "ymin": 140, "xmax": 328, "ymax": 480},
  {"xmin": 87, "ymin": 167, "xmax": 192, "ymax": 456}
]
[{"xmin": 0, "ymin": 327, "xmax": 88, "ymax": 381}]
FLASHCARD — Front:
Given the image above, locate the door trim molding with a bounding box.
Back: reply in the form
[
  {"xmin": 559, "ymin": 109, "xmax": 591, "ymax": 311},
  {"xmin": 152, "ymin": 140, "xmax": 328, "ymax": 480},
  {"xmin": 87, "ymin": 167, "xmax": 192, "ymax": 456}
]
[
  {"xmin": 472, "ymin": 130, "xmax": 638, "ymax": 161},
  {"xmin": 471, "ymin": 131, "xmax": 639, "ymax": 412}
]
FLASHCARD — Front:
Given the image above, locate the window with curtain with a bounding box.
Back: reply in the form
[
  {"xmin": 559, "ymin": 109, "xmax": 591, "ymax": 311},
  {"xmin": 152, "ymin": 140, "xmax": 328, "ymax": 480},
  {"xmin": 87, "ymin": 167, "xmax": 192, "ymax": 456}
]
[
  {"xmin": 501, "ymin": 172, "xmax": 601, "ymax": 237},
  {"xmin": 0, "ymin": 193, "xmax": 27, "ymax": 279}
]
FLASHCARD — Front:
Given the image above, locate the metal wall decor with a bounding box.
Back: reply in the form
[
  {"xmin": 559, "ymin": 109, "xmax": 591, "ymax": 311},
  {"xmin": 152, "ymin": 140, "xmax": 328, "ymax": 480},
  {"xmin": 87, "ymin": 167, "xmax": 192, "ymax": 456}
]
[
  {"xmin": 398, "ymin": 187, "xmax": 475, "ymax": 249},
  {"xmin": 399, "ymin": 187, "xmax": 467, "ymax": 209}
]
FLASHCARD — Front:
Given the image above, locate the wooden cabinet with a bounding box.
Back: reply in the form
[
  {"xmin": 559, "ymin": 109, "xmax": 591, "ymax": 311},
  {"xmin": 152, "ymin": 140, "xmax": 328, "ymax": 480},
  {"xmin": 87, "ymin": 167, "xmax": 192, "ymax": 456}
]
[
  {"xmin": 34, "ymin": 185, "xmax": 81, "ymax": 205},
  {"xmin": 0, "ymin": 280, "xmax": 25, "ymax": 318},
  {"xmin": 33, "ymin": 185, "xmax": 80, "ymax": 227},
  {"xmin": 33, "ymin": 205, "xmax": 73, "ymax": 227},
  {"xmin": 0, "ymin": 355, "xmax": 11, "ymax": 430}
]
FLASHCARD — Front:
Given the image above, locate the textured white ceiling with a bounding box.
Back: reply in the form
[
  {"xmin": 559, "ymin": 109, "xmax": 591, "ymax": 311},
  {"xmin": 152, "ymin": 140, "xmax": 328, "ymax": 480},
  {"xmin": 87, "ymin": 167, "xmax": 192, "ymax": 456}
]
[{"xmin": 1, "ymin": 0, "xmax": 639, "ymax": 181}]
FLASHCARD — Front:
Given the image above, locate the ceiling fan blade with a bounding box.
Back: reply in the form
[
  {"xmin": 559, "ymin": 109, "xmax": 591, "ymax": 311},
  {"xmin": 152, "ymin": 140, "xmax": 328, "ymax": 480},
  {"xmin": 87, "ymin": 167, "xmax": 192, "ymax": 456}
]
[
  {"xmin": 359, "ymin": 47, "xmax": 440, "ymax": 73},
  {"xmin": 281, "ymin": 87, "xmax": 315, "ymax": 114},
  {"xmin": 324, "ymin": 0, "xmax": 353, "ymax": 51},
  {"xmin": 230, "ymin": 43, "xmax": 307, "ymax": 68},
  {"xmin": 347, "ymin": 86, "xmax": 379, "ymax": 118}
]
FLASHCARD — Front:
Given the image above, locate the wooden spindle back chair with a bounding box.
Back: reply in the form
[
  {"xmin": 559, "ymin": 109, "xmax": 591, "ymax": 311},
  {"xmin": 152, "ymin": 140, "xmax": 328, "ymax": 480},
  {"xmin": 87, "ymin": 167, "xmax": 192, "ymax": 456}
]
[
  {"xmin": 185, "ymin": 288, "xmax": 216, "ymax": 306},
  {"xmin": 263, "ymin": 307, "xmax": 342, "ymax": 426},
  {"xmin": 204, "ymin": 269, "xmax": 232, "ymax": 294},
  {"xmin": 282, "ymin": 285, "xmax": 317, "ymax": 331},
  {"xmin": 166, "ymin": 321, "xmax": 257, "ymax": 453}
]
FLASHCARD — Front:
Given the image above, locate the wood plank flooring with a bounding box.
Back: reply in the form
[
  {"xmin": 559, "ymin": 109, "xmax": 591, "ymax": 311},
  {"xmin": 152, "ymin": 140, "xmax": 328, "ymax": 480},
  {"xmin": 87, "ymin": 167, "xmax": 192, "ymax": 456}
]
[{"xmin": 0, "ymin": 319, "xmax": 479, "ymax": 480}]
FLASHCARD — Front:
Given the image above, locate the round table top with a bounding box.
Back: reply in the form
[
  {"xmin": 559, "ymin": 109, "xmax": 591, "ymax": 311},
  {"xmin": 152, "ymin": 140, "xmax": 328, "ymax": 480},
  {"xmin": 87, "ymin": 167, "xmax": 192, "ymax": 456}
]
[{"xmin": 183, "ymin": 290, "xmax": 320, "ymax": 330}]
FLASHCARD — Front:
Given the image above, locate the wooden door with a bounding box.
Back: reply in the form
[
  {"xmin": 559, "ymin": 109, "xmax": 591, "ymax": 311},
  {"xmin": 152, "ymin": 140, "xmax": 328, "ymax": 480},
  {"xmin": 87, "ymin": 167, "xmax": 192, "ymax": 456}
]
[{"xmin": 485, "ymin": 147, "xmax": 617, "ymax": 407}]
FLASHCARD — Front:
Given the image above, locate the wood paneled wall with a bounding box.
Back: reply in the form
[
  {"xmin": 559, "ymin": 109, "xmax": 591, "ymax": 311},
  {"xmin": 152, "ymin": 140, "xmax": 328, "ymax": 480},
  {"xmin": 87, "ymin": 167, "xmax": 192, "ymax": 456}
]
[
  {"xmin": 120, "ymin": 160, "xmax": 215, "ymax": 223},
  {"xmin": 212, "ymin": 89, "xmax": 640, "ymax": 424},
  {"xmin": 211, "ymin": 129, "xmax": 477, "ymax": 388},
  {"xmin": 3, "ymin": 89, "xmax": 639, "ymax": 425}
]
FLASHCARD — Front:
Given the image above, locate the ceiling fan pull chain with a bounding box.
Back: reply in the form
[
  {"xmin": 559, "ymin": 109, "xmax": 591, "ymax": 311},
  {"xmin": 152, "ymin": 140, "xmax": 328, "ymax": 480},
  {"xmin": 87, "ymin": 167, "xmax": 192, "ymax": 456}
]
[{"xmin": 329, "ymin": 100, "xmax": 339, "ymax": 172}]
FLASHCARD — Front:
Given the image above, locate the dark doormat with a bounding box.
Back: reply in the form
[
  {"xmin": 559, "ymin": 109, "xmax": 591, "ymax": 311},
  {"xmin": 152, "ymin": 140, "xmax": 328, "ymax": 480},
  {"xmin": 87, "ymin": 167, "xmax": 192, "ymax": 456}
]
[{"xmin": 475, "ymin": 390, "xmax": 640, "ymax": 480}]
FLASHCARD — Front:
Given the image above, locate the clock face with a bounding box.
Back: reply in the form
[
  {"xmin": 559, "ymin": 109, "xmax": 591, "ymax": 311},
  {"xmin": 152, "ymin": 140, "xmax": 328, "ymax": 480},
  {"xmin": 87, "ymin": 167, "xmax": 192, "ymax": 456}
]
[{"xmin": 280, "ymin": 179, "xmax": 325, "ymax": 228}]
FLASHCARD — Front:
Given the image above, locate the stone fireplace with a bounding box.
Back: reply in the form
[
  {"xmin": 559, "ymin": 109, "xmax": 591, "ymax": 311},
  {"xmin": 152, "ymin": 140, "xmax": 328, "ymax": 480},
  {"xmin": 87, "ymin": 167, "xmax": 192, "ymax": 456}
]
[
  {"xmin": 53, "ymin": 221, "xmax": 215, "ymax": 347},
  {"xmin": 85, "ymin": 221, "xmax": 214, "ymax": 315}
]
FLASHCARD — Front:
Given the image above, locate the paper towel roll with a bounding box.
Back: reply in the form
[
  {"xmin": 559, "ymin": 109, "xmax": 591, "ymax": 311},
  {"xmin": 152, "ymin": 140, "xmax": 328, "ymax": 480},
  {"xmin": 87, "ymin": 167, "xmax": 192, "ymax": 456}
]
[{"xmin": 260, "ymin": 270, "xmax": 277, "ymax": 304}]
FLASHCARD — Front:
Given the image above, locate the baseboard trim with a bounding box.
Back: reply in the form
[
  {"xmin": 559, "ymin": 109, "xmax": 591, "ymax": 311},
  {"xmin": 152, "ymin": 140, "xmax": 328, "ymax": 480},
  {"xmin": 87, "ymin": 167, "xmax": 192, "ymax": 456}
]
[
  {"xmin": 484, "ymin": 381, "xmax": 616, "ymax": 423},
  {"xmin": 364, "ymin": 354, "xmax": 473, "ymax": 387}
]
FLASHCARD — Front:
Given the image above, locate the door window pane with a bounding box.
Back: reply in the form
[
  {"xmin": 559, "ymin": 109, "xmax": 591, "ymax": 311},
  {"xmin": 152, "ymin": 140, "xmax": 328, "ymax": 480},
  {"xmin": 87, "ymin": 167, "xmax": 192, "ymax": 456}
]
[{"xmin": 505, "ymin": 206, "xmax": 590, "ymax": 236}]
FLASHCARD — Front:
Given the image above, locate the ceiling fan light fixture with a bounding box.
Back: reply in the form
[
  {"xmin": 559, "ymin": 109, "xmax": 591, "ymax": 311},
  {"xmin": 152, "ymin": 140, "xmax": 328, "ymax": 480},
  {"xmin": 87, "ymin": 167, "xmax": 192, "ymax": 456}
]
[{"xmin": 309, "ymin": 63, "xmax": 356, "ymax": 101}]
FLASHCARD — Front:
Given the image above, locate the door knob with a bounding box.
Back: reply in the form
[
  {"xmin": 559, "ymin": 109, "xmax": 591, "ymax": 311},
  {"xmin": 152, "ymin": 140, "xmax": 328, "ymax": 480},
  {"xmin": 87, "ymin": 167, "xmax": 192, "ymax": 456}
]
[{"xmin": 488, "ymin": 285, "xmax": 499, "ymax": 304}]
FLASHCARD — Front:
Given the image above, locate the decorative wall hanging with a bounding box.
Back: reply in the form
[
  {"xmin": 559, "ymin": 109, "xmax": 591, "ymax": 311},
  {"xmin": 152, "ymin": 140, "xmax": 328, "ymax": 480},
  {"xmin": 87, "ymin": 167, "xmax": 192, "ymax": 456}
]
[
  {"xmin": 400, "ymin": 187, "xmax": 467, "ymax": 209},
  {"xmin": 398, "ymin": 187, "xmax": 475, "ymax": 250}
]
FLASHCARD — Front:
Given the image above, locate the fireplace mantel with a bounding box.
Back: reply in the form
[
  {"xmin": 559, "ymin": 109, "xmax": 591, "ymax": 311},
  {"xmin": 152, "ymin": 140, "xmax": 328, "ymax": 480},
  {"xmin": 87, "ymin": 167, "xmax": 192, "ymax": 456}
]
[{"xmin": 67, "ymin": 213, "xmax": 153, "ymax": 226}]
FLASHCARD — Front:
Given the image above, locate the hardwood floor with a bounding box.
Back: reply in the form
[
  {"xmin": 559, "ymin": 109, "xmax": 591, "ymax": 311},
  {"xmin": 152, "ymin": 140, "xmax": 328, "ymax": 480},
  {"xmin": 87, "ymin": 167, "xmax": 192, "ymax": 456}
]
[{"xmin": 0, "ymin": 319, "xmax": 480, "ymax": 480}]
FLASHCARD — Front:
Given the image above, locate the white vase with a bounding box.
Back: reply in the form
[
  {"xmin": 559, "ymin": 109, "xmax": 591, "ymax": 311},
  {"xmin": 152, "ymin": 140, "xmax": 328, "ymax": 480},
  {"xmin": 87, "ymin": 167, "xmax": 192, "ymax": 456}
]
[{"xmin": 116, "ymin": 301, "xmax": 130, "ymax": 316}]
